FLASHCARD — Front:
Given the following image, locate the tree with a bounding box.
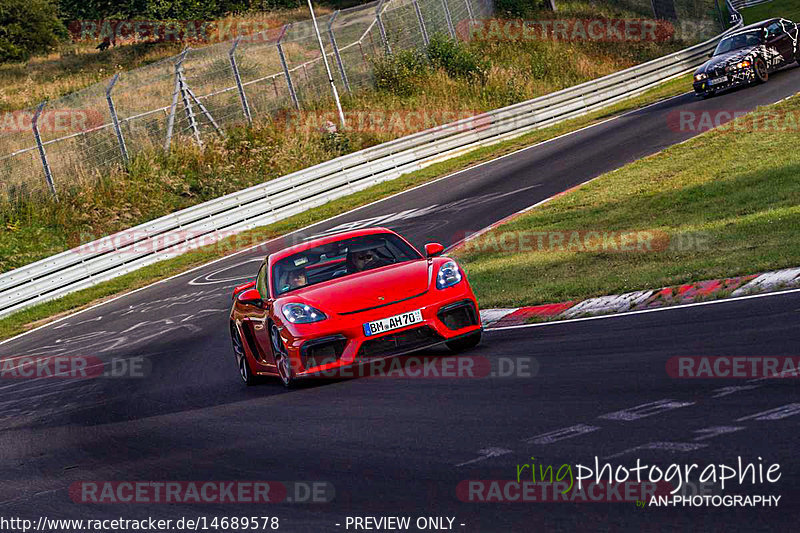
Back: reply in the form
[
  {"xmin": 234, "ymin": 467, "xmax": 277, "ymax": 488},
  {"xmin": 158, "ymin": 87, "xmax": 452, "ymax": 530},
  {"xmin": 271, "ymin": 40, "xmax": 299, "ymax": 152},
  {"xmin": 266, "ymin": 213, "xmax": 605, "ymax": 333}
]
[{"xmin": 0, "ymin": 0, "xmax": 67, "ymax": 63}]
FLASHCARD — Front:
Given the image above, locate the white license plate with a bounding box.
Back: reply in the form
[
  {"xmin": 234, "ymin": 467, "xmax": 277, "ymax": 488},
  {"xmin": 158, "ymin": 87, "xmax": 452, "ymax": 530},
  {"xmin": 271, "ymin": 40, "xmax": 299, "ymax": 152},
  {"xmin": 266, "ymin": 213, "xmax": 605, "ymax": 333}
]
[
  {"xmin": 709, "ymin": 76, "xmax": 728, "ymax": 86},
  {"xmin": 363, "ymin": 309, "xmax": 423, "ymax": 336}
]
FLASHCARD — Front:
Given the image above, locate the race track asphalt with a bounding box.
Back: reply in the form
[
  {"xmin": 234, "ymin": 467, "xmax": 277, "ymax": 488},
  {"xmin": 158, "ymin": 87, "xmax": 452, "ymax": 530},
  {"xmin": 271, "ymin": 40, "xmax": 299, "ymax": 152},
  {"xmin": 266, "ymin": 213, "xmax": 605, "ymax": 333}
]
[{"xmin": 1, "ymin": 65, "xmax": 799, "ymax": 531}]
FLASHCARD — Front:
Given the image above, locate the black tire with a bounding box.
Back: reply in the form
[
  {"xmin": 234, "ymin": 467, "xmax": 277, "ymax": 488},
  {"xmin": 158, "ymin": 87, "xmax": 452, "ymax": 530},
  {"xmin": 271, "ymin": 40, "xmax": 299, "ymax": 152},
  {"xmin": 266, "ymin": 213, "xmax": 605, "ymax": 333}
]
[
  {"xmin": 231, "ymin": 323, "xmax": 259, "ymax": 386},
  {"xmin": 701, "ymin": 91, "xmax": 715, "ymax": 99},
  {"xmin": 271, "ymin": 324, "xmax": 295, "ymax": 388},
  {"xmin": 446, "ymin": 330, "xmax": 482, "ymax": 353},
  {"xmin": 754, "ymin": 58, "xmax": 768, "ymax": 83}
]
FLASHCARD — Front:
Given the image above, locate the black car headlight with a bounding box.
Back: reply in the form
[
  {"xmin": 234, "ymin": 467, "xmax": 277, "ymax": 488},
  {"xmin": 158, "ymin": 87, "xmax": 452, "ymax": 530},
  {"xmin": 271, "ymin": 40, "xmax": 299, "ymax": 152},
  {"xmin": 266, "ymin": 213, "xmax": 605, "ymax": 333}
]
[
  {"xmin": 694, "ymin": 73, "xmax": 708, "ymax": 82},
  {"xmin": 726, "ymin": 60, "xmax": 751, "ymax": 72},
  {"xmin": 282, "ymin": 303, "xmax": 327, "ymax": 324},
  {"xmin": 436, "ymin": 261, "xmax": 463, "ymax": 290}
]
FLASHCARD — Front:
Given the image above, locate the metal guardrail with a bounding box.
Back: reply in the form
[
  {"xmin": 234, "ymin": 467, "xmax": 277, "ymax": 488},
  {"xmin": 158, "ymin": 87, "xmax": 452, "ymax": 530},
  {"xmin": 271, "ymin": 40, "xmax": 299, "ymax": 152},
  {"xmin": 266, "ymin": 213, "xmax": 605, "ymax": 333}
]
[
  {"xmin": 729, "ymin": 0, "xmax": 771, "ymax": 11},
  {"xmin": 0, "ymin": 20, "xmax": 743, "ymax": 320}
]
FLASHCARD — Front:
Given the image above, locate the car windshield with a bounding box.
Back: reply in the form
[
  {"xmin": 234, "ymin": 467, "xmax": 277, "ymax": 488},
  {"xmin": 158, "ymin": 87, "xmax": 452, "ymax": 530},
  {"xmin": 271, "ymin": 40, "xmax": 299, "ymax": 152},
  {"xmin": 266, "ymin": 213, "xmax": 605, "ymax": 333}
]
[
  {"xmin": 272, "ymin": 233, "xmax": 422, "ymax": 295},
  {"xmin": 713, "ymin": 30, "xmax": 763, "ymax": 55}
]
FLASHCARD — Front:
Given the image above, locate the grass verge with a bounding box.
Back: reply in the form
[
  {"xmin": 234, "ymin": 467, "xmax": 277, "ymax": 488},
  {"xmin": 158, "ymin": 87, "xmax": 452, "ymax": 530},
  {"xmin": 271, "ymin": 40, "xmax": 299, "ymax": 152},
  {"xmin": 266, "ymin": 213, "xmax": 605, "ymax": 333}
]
[
  {"xmin": 454, "ymin": 93, "xmax": 800, "ymax": 309},
  {"xmin": 0, "ymin": 73, "xmax": 693, "ymax": 342},
  {"xmin": 741, "ymin": 0, "xmax": 800, "ymax": 25}
]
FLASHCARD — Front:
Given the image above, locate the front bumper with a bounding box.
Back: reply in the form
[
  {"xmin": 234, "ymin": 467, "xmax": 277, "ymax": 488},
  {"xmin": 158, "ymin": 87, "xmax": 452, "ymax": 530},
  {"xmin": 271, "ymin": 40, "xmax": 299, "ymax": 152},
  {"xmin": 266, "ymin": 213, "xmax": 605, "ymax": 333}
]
[
  {"xmin": 693, "ymin": 67, "xmax": 755, "ymax": 95},
  {"xmin": 281, "ymin": 285, "xmax": 482, "ymax": 377}
]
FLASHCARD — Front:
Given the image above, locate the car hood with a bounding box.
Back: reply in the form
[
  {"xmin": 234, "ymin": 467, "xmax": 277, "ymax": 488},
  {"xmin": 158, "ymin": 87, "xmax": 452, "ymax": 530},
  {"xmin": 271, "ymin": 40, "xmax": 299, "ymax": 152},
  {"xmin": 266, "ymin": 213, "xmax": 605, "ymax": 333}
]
[
  {"xmin": 284, "ymin": 260, "xmax": 432, "ymax": 315},
  {"xmin": 697, "ymin": 46, "xmax": 759, "ymax": 74}
]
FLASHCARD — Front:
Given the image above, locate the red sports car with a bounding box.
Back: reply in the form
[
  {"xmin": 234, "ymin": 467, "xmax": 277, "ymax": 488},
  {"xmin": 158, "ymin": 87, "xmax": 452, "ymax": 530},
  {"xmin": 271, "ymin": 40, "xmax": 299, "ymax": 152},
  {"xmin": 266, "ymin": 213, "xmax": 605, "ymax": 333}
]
[{"xmin": 228, "ymin": 228, "xmax": 482, "ymax": 386}]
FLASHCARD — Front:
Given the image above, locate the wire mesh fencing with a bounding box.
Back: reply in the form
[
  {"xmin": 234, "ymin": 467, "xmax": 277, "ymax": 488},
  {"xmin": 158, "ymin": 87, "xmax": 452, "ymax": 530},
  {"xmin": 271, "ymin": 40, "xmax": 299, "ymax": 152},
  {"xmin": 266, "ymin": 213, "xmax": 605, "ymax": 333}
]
[{"xmin": 0, "ymin": 0, "xmax": 729, "ymax": 205}]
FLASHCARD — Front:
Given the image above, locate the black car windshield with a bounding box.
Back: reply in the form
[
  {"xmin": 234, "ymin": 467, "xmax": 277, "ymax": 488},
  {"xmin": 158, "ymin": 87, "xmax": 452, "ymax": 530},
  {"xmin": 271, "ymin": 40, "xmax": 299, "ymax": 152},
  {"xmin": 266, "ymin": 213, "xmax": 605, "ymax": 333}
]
[
  {"xmin": 272, "ymin": 233, "xmax": 422, "ymax": 295},
  {"xmin": 713, "ymin": 30, "xmax": 763, "ymax": 55}
]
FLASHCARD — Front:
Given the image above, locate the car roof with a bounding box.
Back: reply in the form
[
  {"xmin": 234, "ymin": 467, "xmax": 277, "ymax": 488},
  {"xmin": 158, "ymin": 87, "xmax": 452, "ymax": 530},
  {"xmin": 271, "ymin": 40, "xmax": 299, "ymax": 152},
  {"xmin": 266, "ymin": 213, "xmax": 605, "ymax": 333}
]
[
  {"xmin": 267, "ymin": 227, "xmax": 404, "ymax": 266},
  {"xmin": 736, "ymin": 18, "xmax": 780, "ymax": 33}
]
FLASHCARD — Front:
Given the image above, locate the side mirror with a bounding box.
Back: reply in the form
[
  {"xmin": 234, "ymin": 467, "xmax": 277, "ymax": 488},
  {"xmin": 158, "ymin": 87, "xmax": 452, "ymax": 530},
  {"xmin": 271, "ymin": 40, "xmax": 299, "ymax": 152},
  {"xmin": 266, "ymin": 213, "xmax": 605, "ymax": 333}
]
[
  {"xmin": 425, "ymin": 242, "xmax": 445, "ymax": 258},
  {"xmin": 232, "ymin": 280, "xmax": 256, "ymax": 300},
  {"xmin": 237, "ymin": 288, "xmax": 263, "ymax": 308}
]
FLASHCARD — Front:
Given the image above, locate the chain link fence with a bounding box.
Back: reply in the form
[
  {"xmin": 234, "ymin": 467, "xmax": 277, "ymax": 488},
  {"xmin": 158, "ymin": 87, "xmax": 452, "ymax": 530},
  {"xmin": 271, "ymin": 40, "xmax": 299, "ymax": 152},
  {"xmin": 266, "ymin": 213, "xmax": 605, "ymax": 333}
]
[{"xmin": 0, "ymin": 0, "xmax": 730, "ymax": 204}]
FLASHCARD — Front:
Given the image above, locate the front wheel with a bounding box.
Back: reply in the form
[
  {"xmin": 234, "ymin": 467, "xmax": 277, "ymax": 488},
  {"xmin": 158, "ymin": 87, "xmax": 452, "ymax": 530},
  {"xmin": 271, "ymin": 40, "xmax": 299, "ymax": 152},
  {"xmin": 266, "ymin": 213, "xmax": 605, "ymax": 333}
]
[
  {"xmin": 231, "ymin": 324, "xmax": 259, "ymax": 386},
  {"xmin": 700, "ymin": 91, "xmax": 715, "ymax": 99},
  {"xmin": 754, "ymin": 58, "xmax": 768, "ymax": 83},
  {"xmin": 271, "ymin": 324, "xmax": 295, "ymax": 388},
  {"xmin": 446, "ymin": 330, "xmax": 482, "ymax": 353}
]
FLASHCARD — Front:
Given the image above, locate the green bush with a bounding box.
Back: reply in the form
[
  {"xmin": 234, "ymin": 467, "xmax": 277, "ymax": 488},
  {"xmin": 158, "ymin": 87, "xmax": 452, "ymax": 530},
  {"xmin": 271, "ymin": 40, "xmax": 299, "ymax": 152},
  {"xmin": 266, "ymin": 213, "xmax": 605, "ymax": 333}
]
[
  {"xmin": 372, "ymin": 48, "xmax": 429, "ymax": 96},
  {"xmin": 426, "ymin": 33, "xmax": 488, "ymax": 82},
  {"xmin": 0, "ymin": 0, "xmax": 66, "ymax": 63},
  {"xmin": 321, "ymin": 131, "xmax": 351, "ymax": 156},
  {"xmin": 372, "ymin": 35, "xmax": 490, "ymax": 94}
]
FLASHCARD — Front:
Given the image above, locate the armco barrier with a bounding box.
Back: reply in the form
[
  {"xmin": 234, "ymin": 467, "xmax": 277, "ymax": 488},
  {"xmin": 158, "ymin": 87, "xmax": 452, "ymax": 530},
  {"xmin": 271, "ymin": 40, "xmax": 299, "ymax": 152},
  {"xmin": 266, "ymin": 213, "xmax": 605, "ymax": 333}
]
[
  {"xmin": 0, "ymin": 21, "xmax": 743, "ymax": 320},
  {"xmin": 729, "ymin": 0, "xmax": 771, "ymax": 10}
]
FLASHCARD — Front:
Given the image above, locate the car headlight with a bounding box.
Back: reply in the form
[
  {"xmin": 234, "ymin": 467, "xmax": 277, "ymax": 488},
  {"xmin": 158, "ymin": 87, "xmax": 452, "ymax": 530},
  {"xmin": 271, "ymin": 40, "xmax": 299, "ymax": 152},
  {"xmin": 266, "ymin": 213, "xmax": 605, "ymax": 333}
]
[
  {"xmin": 726, "ymin": 60, "xmax": 751, "ymax": 72},
  {"xmin": 694, "ymin": 73, "xmax": 707, "ymax": 81},
  {"xmin": 282, "ymin": 303, "xmax": 327, "ymax": 324},
  {"xmin": 436, "ymin": 261, "xmax": 463, "ymax": 290}
]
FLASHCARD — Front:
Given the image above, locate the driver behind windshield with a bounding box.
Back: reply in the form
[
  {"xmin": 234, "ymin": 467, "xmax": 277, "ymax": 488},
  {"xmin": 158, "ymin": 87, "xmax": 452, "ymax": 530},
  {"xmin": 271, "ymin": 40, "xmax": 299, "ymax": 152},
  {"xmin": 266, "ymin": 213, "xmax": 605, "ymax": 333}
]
[
  {"xmin": 347, "ymin": 248, "xmax": 390, "ymax": 273},
  {"xmin": 286, "ymin": 268, "xmax": 308, "ymax": 290},
  {"xmin": 273, "ymin": 234, "xmax": 421, "ymax": 294}
]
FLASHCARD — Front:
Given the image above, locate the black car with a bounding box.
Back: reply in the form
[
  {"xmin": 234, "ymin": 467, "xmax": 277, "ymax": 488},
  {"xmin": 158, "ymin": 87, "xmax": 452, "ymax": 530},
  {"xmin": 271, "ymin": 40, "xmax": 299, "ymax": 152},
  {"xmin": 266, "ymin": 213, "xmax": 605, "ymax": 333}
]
[{"xmin": 693, "ymin": 18, "xmax": 799, "ymax": 98}]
